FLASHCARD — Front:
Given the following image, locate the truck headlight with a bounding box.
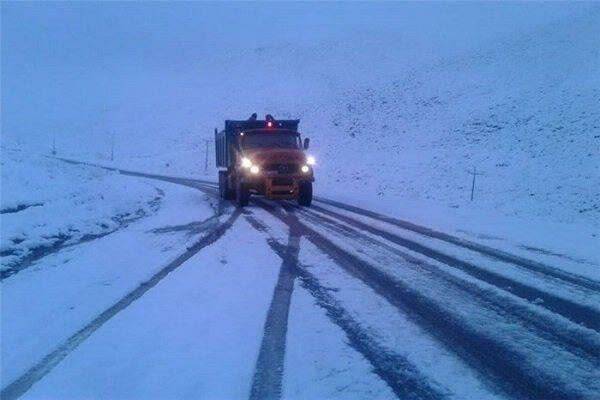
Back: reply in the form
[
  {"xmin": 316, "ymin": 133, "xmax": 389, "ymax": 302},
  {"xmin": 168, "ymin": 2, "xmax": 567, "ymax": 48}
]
[
  {"xmin": 250, "ymin": 165, "xmax": 260, "ymax": 174},
  {"xmin": 241, "ymin": 157, "xmax": 252, "ymax": 168},
  {"xmin": 306, "ymin": 156, "xmax": 316, "ymax": 165},
  {"xmin": 301, "ymin": 165, "xmax": 310, "ymax": 173}
]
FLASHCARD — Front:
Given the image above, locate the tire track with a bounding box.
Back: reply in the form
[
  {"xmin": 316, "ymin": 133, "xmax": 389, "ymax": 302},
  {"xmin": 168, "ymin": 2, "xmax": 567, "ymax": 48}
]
[
  {"xmin": 304, "ymin": 205, "xmax": 600, "ymax": 333},
  {"xmin": 295, "ymin": 207, "xmax": 600, "ymax": 361},
  {"xmin": 53, "ymin": 160, "xmax": 599, "ymax": 398},
  {"xmin": 57, "ymin": 157, "xmax": 599, "ymax": 293},
  {"xmin": 244, "ymin": 213, "xmax": 447, "ymax": 400},
  {"xmin": 1, "ymin": 190, "xmax": 164, "ymax": 281},
  {"xmin": 249, "ymin": 220, "xmax": 300, "ymax": 400},
  {"xmin": 260, "ymin": 201, "xmax": 595, "ymax": 400},
  {"xmin": 315, "ymin": 198, "xmax": 600, "ymax": 292},
  {"xmin": 1, "ymin": 210, "xmax": 241, "ymax": 400}
]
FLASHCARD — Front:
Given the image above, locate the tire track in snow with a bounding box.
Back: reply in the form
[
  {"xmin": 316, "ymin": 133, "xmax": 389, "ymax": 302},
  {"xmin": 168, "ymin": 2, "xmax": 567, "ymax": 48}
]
[
  {"xmin": 0, "ymin": 210, "xmax": 241, "ymax": 400},
  {"xmin": 55, "ymin": 158, "xmax": 217, "ymax": 191},
  {"xmin": 244, "ymin": 213, "xmax": 447, "ymax": 400},
  {"xmin": 261, "ymin": 202, "xmax": 595, "ymax": 400},
  {"xmin": 315, "ymin": 197, "xmax": 600, "ymax": 293},
  {"xmin": 198, "ymin": 179, "xmax": 599, "ymax": 324},
  {"xmin": 296, "ymin": 207, "xmax": 600, "ymax": 361},
  {"xmin": 58, "ymin": 158, "xmax": 599, "ymax": 293},
  {"xmin": 113, "ymin": 176, "xmax": 600, "ymax": 399},
  {"xmin": 248, "ymin": 217, "xmax": 300, "ymax": 400},
  {"xmin": 303, "ymin": 205, "xmax": 600, "ymax": 335},
  {"xmin": 52, "ymin": 160, "xmax": 598, "ymax": 398},
  {"xmin": 0, "ymin": 192, "xmax": 163, "ymax": 281}
]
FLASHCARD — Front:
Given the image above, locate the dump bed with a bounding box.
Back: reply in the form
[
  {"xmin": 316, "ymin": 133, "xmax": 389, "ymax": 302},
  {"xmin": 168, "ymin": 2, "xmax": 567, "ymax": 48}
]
[{"xmin": 215, "ymin": 118, "xmax": 300, "ymax": 168}]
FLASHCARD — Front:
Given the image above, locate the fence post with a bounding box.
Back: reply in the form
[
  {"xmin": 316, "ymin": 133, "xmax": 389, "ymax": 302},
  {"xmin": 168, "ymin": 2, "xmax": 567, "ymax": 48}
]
[
  {"xmin": 110, "ymin": 132, "xmax": 115, "ymax": 161},
  {"xmin": 204, "ymin": 139, "xmax": 210, "ymax": 173},
  {"xmin": 468, "ymin": 167, "xmax": 484, "ymax": 201}
]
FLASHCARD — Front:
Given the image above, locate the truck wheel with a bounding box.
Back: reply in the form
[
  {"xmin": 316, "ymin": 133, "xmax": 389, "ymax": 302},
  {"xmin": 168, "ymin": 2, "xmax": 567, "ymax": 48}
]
[
  {"xmin": 226, "ymin": 187, "xmax": 235, "ymax": 200},
  {"xmin": 236, "ymin": 181, "xmax": 250, "ymax": 207},
  {"xmin": 219, "ymin": 171, "xmax": 235, "ymax": 200},
  {"xmin": 218, "ymin": 171, "xmax": 227, "ymax": 199},
  {"xmin": 298, "ymin": 181, "xmax": 313, "ymax": 207}
]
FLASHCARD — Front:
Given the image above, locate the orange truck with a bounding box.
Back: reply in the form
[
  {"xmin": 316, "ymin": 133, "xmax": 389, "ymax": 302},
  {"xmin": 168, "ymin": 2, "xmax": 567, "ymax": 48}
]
[{"xmin": 215, "ymin": 114, "xmax": 315, "ymax": 207}]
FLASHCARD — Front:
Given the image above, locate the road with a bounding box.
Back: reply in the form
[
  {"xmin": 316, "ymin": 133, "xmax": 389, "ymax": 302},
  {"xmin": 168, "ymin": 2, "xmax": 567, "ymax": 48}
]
[{"xmin": 2, "ymin": 161, "xmax": 599, "ymax": 400}]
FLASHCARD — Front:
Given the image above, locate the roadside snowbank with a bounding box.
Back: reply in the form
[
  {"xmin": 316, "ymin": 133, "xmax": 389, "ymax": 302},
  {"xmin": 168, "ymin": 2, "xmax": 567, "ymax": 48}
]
[{"xmin": 0, "ymin": 149, "xmax": 162, "ymax": 276}]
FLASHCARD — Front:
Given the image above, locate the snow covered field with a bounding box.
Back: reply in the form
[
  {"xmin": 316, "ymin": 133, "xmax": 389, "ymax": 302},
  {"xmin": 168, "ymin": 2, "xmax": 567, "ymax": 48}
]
[
  {"xmin": 2, "ymin": 2, "xmax": 599, "ymax": 400},
  {"xmin": 0, "ymin": 150, "xmax": 163, "ymax": 278}
]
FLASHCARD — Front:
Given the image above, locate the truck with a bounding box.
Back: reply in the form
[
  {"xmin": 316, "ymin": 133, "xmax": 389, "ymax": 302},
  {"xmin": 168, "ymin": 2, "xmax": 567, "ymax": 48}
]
[{"xmin": 215, "ymin": 114, "xmax": 315, "ymax": 207}]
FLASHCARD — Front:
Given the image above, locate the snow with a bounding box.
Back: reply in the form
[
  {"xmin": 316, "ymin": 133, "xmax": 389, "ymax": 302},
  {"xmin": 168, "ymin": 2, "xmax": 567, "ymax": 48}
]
[
  {"xmin": 20, "ymin": 218, "xmax": 281, "ymax": 400},
  {"xmin": 292, "ymin": 235, "xmax": 502, "ymax": 400},
  {"xmin": 315, "ymin": 190, "xmax": 599, "ymax": 276},
  {"xmin": 312, "ymin": 202, "xmax": 600, "ymax": 284},
  {"xmin": 293, "ymin": 215, "xmax": 600, "ymax": 399},
  {"xmin": 283, "ymin": 283, "xmax": 396, "ymax": 400},
  {"xmin": 2, "ymin": 2, "xmax": 600, "ymax": 399},
  {"xmin": 1, "ymin": 174, "xmax": 216, "ymax": 386},
  {"xmin": 0, "ymin": 150, "xmax": 162, "ymax": 275}
]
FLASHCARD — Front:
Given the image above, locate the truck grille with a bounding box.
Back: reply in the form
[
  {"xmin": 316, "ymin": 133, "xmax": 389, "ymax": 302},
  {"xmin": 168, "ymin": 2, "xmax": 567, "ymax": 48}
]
[
  {"xmin": 265, "ymin": 163, "xmax": 299, "ymax": 174},
  {"xmin": 272, "ymin": 177, "xmax": 294, "ymax": 186}
]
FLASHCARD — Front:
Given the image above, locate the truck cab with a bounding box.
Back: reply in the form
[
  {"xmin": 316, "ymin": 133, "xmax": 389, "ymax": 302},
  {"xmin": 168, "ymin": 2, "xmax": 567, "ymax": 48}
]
[{"xmin": 215, "ymin": 114, "xmax": 315, "ymax": 207}]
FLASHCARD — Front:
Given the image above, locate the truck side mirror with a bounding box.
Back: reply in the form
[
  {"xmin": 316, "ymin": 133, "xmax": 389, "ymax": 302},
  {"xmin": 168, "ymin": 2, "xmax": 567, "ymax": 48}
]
[{"xmin": 303, "ymin": 138, "xmax": 310, "ymax": 150}]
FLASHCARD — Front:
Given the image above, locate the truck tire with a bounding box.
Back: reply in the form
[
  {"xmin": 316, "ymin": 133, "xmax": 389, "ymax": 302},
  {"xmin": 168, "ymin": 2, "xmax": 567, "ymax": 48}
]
[
  {"xmin": 298, "ymin": 181, "xmax": 313, "ymax": 207},
  {"xmin": 236, "ymin": 181, "xmax": 250, "ymax": 207},
  {"xmin": 225, "ymin": 184, "xmax": 235, "ymax": 200},
  {"xmin": 218, "ymin": 171, "xmax": 227, "ymax": 200},
  {"xmin": 219, "ymin": 171, "xmax": 235, "ymax": 200}
]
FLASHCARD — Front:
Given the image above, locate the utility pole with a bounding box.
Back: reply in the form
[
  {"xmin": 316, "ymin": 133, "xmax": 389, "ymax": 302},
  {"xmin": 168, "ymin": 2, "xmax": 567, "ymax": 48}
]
[
  {"xmin": 52, "ymin": 135, "xmax": 56, "ymax": 156},
  {"xmin": 468, "ymin": 166, "xmax": 484, "ymax": 201},
  {"xmin": 204, "ymin": 139, "xmax": 210, "ymax": 173},
  {"xmin": 110, "ymin": 132, "xmax": 115, "ymax": 162}
]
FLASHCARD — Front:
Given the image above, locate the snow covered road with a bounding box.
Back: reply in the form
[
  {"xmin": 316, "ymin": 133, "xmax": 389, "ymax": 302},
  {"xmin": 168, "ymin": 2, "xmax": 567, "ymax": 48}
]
[{"xmin": 2, "ymin": 161, "xmax": 599, "ymax": 400}]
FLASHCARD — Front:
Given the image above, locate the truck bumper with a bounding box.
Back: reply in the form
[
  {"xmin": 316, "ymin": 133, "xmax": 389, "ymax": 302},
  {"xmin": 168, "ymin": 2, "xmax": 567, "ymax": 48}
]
[
  {"xmin": 242, "ymin": 174, "xmax": 312, "ymax": 200},
  {"xmin": 266, "ymin": 178, "xmax": 298, "ymax": 200}
]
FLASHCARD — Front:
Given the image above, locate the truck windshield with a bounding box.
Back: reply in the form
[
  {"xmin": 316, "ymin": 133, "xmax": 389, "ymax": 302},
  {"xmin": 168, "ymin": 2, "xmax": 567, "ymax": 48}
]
[{"xmin": 242, "ymin": 132, "xmax": 300, "ymax": 149}]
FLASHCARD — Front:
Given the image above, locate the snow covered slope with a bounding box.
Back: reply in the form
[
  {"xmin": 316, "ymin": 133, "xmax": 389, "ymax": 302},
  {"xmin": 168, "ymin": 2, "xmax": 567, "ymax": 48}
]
[
  {"xmin": 0, "ymin": 150, "xmax": 162, "ymax": 277},
  {"xmin": 314, "ymin": 8, "xmax": 600, "ymax": 227},
  {"xmin": 2, "ymin": 2, "xmax": 598, "ymax": 228}
]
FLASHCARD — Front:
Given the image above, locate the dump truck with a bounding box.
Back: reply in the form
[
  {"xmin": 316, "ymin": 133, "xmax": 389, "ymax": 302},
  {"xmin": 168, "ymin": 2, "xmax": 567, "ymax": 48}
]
[{"xmin": 215, "ymin": 114, "xmax": 315, "ymax": 207}]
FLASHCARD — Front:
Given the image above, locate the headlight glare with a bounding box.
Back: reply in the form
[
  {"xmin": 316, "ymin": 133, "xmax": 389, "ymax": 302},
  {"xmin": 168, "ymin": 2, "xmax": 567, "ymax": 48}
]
[
  {"xmin": 250, "ymin": 165, "xmax": 260, "ymax": 174},
  {"xmin": 301, "ymin": 165, "xmax": 310, "ymax": 173},
  {"xmin": 241, "ymin": 157, "xmax": 252, "ymax": 168},
  {"xmin": 306, "ymin": 156, "xmax": 316, "ymax": 165}
]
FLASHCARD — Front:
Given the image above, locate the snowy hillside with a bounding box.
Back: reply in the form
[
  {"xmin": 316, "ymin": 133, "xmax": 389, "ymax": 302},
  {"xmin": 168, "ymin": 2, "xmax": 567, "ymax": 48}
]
[
  {"xmin": 318, "ymin": 9, "xmax": 600, "ymax": 226},
  {"xmin": 0, "ymin": 150, "xmax": 162, "ymax": 278},
  {"xmin": 3, "ymin": 2, "xmax": 597, "ymax": 230}
]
